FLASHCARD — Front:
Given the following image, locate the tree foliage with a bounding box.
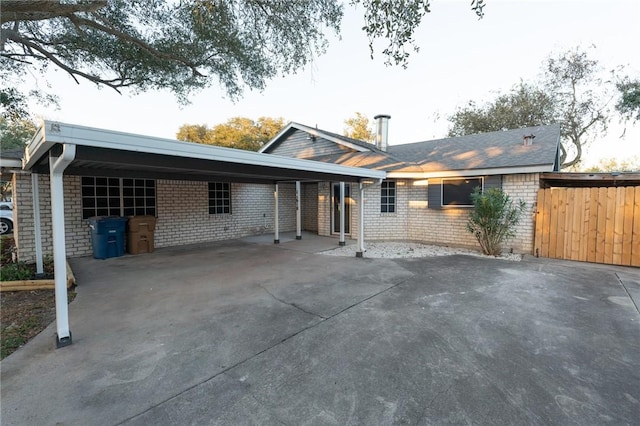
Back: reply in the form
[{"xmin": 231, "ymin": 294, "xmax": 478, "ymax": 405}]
[
  {"xmin": 1, "ymin": 0, "xmax": 485, "ymax": 109},
  {"xmin": 615, "ymin": 77, "xmax": 640, "ymax": 122},
  {"xmin": 448, "ymin": 82, "xmax": 555, "ymax": 137},
  {"xmin": 177, "ymin": 116, "xmax": 285, "ymax": 151},
  {"xmin": 582, "ymin": 156, "xmax": 640, "ymax": 172},
  {"xmin": 344, "ymin": 112, "xmax": 375, "ymax": 142},
  {"xmin": 544, "ymin": 47, "xmax": 610, "ymax": 168},
  {"xmin": 0, "ymin": 117, "xmax": 37, "ymax": 151},
  {"xmin": 466, "ymin": 187, "xmax": 525, "ymax": 256},
  {"xmin": 448, "ymin": 47, "xmax": 612, "ymax": 169}
]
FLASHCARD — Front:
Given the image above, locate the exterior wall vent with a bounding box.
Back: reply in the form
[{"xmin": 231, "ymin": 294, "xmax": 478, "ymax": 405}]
[{"xmin": 523, "ymin": 134, "xmax": 536, "ymax": 145}]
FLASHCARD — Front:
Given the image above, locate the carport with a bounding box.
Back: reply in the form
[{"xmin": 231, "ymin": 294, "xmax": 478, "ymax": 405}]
[{"xmin": 22, "ymin": 120, "xmax": 385, "ymax": 348}]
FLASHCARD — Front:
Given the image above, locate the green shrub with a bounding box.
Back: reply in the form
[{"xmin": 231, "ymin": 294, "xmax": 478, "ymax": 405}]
[
  {"xmin": 1, "ymin": 236, "xmax": 16, "ymax": 266},
  {"xmin": 0, "ymin": 262, "xmax": 34, "ymax": 281},
  {"xmin": 466, "ymin": 187, "xmax": 526, "ymax": 256}
]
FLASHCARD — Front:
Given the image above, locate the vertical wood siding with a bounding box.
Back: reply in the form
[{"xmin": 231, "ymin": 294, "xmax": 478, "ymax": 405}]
[{"xmin": 534, "ymin": 186, "xmax": 640, "ymax": 266}]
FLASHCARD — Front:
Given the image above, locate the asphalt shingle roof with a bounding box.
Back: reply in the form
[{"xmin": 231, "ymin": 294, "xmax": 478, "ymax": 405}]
[
  {"xmin": 296, "ymin": 123, "xmax": 560, "ymax": 173},
  {"xmin": 387, "ymin": 124, "xmax": 560, "ymax": 172}
]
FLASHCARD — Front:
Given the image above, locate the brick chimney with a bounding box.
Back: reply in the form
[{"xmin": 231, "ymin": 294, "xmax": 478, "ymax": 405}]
[{"xmin": 374, "ymin": 114, "xmax": 391, "ymax": 151}]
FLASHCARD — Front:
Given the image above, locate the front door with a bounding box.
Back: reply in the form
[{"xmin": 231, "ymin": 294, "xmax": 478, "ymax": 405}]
[{"xmin": 332, "ymin": 182, "xmax": 351, "ymax": 235}]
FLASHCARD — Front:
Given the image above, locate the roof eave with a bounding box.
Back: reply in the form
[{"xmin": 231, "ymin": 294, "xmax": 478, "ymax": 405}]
[
  {"xmin": 387, "ymin": 164, "xmax": 556, "ymax": 179},
  {"xmin": 24, "ymin": 120, "xmax": 386, "ymax": 181}
]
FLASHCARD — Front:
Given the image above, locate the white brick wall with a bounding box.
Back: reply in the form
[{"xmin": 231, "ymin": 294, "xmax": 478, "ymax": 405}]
[
  {"xmin": 12, "ymin": 172, "xmax": 538, "ymax": 262},
  {"xmin": 14, "ymin": 176, "xmax": 297, "ymax": 262},
  {"xmin": 315, "ymin": 175, "xmax": 539, "ymax": 254},
  {"xmin": 502, "ymin": 173, "xmax": 539, "ymax": 254},
  {"xmin": 301, "ymin": 183, "xmax": 318, "ymax": 232}
]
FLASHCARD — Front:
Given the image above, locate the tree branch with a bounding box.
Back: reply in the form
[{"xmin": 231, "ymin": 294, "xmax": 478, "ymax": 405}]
[
  {"xmin": 2, "ymin": 29, "xmax": 124, "ymax": 93},
  {"xmin": 0, "ymin": 0, "xmax": 108, "ymax": 24},
  {"xmin": 67, "ymin": 14, "xmax": 206, "ymax": 77}
]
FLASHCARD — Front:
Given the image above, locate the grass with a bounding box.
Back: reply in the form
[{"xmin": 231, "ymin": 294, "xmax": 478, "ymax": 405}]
[{"xmin": 0, "ymin": 235, "xmax": 76, "ymax": 359}]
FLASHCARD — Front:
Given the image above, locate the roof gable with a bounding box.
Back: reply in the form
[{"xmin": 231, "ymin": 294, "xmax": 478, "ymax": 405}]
[{"xmin": 260, "ymin": 122, "xmax": 381, "ymax": 156}]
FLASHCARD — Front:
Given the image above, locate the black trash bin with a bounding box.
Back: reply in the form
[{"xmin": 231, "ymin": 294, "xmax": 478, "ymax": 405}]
[{"xmin": 88, "ymin": 216, "xmax": 128, "ymax": 259}]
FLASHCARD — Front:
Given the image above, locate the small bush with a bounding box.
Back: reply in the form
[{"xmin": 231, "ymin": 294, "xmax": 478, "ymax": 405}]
[
  {"xmin": 1, "ymin": 236, "xmax": 16, "ymax": 266},
  {"xmin": 466, "ymin": 188, "xmax": 526, "ymax": 256},
  {"xmin": 0, "ymin": 262, "xmax": 34, "ymax": 281}
]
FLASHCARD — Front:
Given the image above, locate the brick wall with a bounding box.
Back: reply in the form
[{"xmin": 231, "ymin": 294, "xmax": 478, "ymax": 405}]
[
  {"xmin": 14, "ymin": 174, "xmax": 93, "ymax": 263},
  {"xmin": 301, "ymin": 183, "xmax": 318, "ymax": 232},
  {"xmin": 501, "ymin": 173, "xmax": 539, "ymax": 254},
  {"xmin": 313, "ymin": 175, "xmax": 538, "ymax": 254},
  {"xmin": 14, "ymin": 175, "xmax": 297, "ymax": 262},
  {"xmin": 12, "ymin": 172, "xmax": 537, "ymax": 262}
]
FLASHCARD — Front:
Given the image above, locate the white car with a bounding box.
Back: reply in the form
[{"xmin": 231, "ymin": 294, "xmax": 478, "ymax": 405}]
[{"xmin": 0, "ymin": 202, "xmax": 14, "ymax": 235}]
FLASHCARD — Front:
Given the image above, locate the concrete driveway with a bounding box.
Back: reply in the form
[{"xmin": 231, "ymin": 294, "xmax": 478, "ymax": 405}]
[{"xmin": 1, "ymin": 234, "xmax": 639, "ymax": 425}]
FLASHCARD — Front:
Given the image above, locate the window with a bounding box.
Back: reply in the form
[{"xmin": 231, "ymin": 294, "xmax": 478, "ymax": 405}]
[
  {"xmin": 441, "ymin": 177, "xmax": 483, "ymax": 207},
  {"xmin": 81, "ymin": 177, "xmax": 156, "ymax": 219},
  {"xmin": 208, "ymin": 182, "xmax": 231, "ymax": 214},
  {"xmin": 381, "ymin": 181, "xmax": 396, "ymax": 213}
]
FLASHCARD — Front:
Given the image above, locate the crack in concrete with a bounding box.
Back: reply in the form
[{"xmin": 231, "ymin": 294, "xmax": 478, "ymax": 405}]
[
  {"xmin": 117, "ymin": 274, "xmax": 414, "ymax": 425},
  {"xmin": 615, "ymin": 273, "xmax": 640, "ymax": 315},
  {"xmin": 258, "ymin": 284, "xmax": 327, "ymax": 320}
]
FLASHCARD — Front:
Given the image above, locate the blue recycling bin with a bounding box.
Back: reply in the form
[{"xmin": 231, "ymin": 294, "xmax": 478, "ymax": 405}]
[{"xmin": 88, "ymin": 216, "xmax": 128, "ymax": 259}]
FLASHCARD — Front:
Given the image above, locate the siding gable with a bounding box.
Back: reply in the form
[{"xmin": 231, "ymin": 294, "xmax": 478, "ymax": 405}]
[{"xmin": 267, "ymin": 129, "xmax": 357, "ymax": 159}]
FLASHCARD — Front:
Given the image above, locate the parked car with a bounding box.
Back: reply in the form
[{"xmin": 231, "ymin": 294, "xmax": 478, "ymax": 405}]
[{"xmin": 0, "ymin": 202, "xmax": 14, "ymax": 235}]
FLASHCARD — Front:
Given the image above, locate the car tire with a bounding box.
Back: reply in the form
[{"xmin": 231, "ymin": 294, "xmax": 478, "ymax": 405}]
[{"xmin": 0, "ymin": 218, "xmax": 12, "ymax": 235}]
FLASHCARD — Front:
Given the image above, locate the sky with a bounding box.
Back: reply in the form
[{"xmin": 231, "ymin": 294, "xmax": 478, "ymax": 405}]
[{"xmin": 24, "ymin": 0, "xmax": 640, "ymax": 168}]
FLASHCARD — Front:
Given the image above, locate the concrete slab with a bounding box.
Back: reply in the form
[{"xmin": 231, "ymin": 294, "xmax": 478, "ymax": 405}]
[{"xmin": 1, "ymin": 240, "xmax": 639, "ymax": 425}]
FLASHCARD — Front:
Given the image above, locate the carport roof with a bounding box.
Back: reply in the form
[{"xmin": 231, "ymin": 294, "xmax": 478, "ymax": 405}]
[{"xmin": 22, "ymin": 121, "xmax": 386, "ymax": 183}]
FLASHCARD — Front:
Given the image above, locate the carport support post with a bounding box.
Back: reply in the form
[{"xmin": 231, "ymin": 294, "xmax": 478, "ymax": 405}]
[
  {"xmin": 274, "ymin": 183, "xmax": 279, "ymax": 244},
  {"xmin": 49, "ymin": 146, "xmax": 75, "ymax": 348},
  {"xmin": 31, "ymin": 173, "xmax": 44, "ymax": 275},
  {"xmin": 339, "ymin": 181, "xmax": 346, "ymax": 246},
  {"xmin": 356, "ymin": 182, "xmax": 365, "ymax": 257},
  {"xmin": 295, "ymin": 181, "xmax": 302, "ymax": 240}
]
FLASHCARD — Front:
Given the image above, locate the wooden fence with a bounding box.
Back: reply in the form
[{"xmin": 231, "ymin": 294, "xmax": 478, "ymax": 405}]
[{"xmin": 534, "ymin": 186, "xmax": 640, "ymax": 267}]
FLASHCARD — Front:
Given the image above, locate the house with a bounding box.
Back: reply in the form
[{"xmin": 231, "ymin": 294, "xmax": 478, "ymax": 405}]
[
  {"xmin": 260, "ymin": 116, "xmax": 561, "ymax": 254},
  {"xmin": 2, "ymin": 118, "xmax": 559, "ymax": 346}
]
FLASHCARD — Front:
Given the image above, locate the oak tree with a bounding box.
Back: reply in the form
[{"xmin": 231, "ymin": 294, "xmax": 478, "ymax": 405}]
[
  {"xmin": 1, "ymin": 0, "xmax": 486, "ymax": 114},
  {"xmin": 177, "ymin": 116, "xmax": 285, "ymax": 151},
  {"xmin": 344, "ymin": 112, "xmax": 375, "ymax": 142}
]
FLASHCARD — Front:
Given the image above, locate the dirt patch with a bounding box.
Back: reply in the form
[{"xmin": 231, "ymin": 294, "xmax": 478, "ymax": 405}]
[{"xmin": 1, "ymin": 289, "xmax": 76, "ymax": 359}]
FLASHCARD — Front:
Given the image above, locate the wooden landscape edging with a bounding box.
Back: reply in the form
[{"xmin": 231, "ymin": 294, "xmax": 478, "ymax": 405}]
[{"xmin": 0, "ymin": 261, "xmax": 76, "ymax": 292}]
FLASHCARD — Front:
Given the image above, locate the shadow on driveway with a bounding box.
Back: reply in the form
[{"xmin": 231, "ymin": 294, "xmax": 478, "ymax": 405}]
[{"xmin": 1, "ymin": 238, "xmax": 639, "ymax": 425}]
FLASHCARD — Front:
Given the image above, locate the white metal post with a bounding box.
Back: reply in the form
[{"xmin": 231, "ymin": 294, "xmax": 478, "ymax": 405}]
[
  {"xmin": 49, "ymin": 145, "xmax": 76, "ymax": 348},
  {"xmin": 274, "ymin": 183, "xmax": 280, "ymax": 244},
  {"xmin": 357, "ymin": 182, "xmax": 365, "ymax": 257},
  {"xmin": 339, "ymin": 181, "xmax": 346, "ymax": 246},
  {"xmin": 295, "ymin": 181, "xmax": 302, "ymax": 240},
  {"xmin": 31, "ymin": 173, "xmax": 44, "ymax": 275}
]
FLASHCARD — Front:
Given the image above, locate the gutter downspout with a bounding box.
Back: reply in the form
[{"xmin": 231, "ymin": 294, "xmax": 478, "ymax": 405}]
[{"xmin": 49, "ymin": 144, "xmax": 76, "ymax": 348}]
